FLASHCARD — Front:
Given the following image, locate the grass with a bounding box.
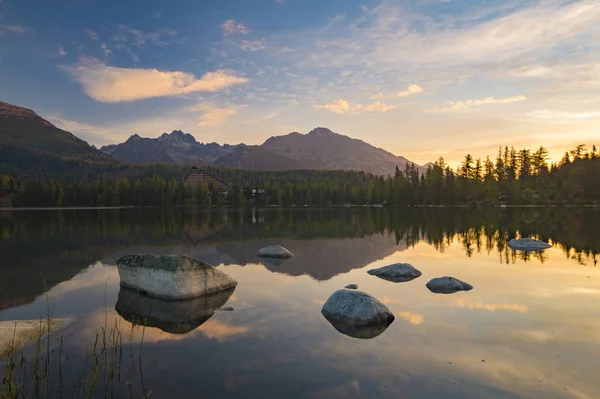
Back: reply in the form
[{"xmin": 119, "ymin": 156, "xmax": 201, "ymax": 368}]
[{"xmin": 0, "ymin": 278, "xmax": 148, "ymax": 399}]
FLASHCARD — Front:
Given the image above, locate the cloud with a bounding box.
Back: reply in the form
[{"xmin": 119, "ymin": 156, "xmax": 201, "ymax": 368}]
[
  {"xmin": 452, "ymin": 298, "xmax": 528, "ymax": 313},
  {"xmin": 64, "ymin": 60, "xmax": 248, "ymax": 102},
  {"xmin": 240, "ymin": 40, "xmax": 266, "ymax": 52},
  {"xmin": 372, "ymin": 84, "xmax": 423, "ymax": 100},
  {"xmin": 84, "ymin": 28, "xmax": 99, "ymax": 40},
  {"xmin": 428, "ymin": 95, "xmax": 526, "ymax": 113},
  {"xmin": 315, "ymin": 99, "xmax": 403, "ymax": 114},
  {"xmin": 221, "ymin": 20, "xmax": 249, "ymax": 36},
  {"xmin": 112, "ymin": 24, "xmax": 177, "ymax": 48},
  {"xmin": 396, "ymin": 311, "xmax": 424, "ymax": 325},
  {"xmin": 100, "ymin": 43, "xmax": 111, "ymax": 57},
  {"xmin": 0, "ymin": 25, "xmax": 31, "ymax": 34},
  {"xmin": 526, "ymin": 110, "xmax": 600, "ymax": 121},
  {"xmin": 197, "ymin": 319, "xmax": 249, "ymax": 340},
  {"xmin": 58, "ymin": 46, "xmax": 66, "ymax": 56},
  {"xmin": 189, "ymin": 103, "xmax": 238, "ymax": 126}
]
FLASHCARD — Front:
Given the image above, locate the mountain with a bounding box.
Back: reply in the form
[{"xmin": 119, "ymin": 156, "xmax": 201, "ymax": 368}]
[
  {"xmin": 0, "ymin": 101, "xmax": 110, "ymax": 176},
  {"xmin": 216, "ymin": 127, "xmax": 422, "ymax": 175},
  {"xmin": 100, "ymin": 130, "xmax": 237, "ymax": 164},
  {"xmin": 0, "ymin": 101, "xmax": 100, "ymax": 156},
  {"xmin": 214, "ymin": 145, "xmax": 319, "ymax": 170}
]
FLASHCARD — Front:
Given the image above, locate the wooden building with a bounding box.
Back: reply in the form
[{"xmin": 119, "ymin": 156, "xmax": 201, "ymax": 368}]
[{"xmin": 184, "ymin": 166, "xmax": 229, "ymax": 194}]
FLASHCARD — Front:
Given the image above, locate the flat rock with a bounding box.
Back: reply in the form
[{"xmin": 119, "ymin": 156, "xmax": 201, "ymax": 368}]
[
  {"xmin": 116, "ymin": 254, "xmax": 238, "ymax": 300},
  {"xmin": 368, "ymin": 263, "xmax": 422, "ymax": 282},
  {"xmin": 256, "ymin": 245, "xmax": 293, "ymax": 259},
  {"xmin": 0, "ymin": 319, "xmax": 70, "ymax": 355},
  {"xmin": 345, "ymin": 284, "xmax": 359, "ymax": 290},
  {"xmin": 508, "ymin": 238, "xmax": 552, "ymax": 251},
  {"xmin": 116, "ymin": 286, "xmax": 235, "ymax": 334},
  {"xmin": 426, "ymin": 277, "xmax": 473, "ymax": 294},
  {"xmin": 321, "ymin": 289, "xmax": 394, "ymax": 339}
]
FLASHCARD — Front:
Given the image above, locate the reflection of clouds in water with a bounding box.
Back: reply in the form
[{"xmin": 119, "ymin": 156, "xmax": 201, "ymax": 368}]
[
  {"xmin": 396, "ymin": 311, "xmax": 424, "ymax": 325},
  {"xmin": 452, "ymin": 298, "xmax": 528, "ymax": 313},
  {"xmin": 47, "ymin": 262, "xmax": 117, "ymax": 298},
  {"xmin": 531, "ymin": 287, "xmax": 600, "ymax": 298},
  {"xmin": 198, "ymin": 319, "xmax": 249, "ymax": 340}
]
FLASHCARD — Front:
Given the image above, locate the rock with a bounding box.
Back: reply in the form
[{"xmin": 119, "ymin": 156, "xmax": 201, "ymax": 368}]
[
  {"xmin": 321, "ymin": 289, "xmax": 394, "ymax": 339},
  {"xmin": 508, "ymin": 238, "xmax": 552, "ymax": 251},
  {"xmin": 0, "ymin": 319, "xmax": 70, "ymax": 355},
  {"xmin": 115, "ymin": 286, "xmax": 235, "ymax": 334},
  {"xmin": 426, "ymin": 277, "xmax": 473, "ymax": 294},
  {"xmin": 116, "ymin": 254, "xmax": 238, "ymax": 300},
  {"xmin": 256, "ymin": 245, "xmax": 293, "ymax": 259},
  {"xmin": 221, "ymin": 307, "xmax": 234, "ymax": 312},
  {"xmin": 367, "ymin": 263, "xmax": 422, "ymax": 282},
  {"xmin": 345, "ymin": 284, "xmax": 359, "ymax": 289}
]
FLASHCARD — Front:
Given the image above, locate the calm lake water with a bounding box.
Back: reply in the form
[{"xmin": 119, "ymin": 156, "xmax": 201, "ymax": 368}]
[{"xmin": 1, "ymin": 208, "xmax": 599, "ymax": 398}]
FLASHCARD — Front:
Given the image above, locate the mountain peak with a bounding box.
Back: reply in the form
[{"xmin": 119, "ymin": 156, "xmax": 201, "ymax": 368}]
[{"xmin": 307, "ymin": 127, "xmax": 336, "ymax": 137}]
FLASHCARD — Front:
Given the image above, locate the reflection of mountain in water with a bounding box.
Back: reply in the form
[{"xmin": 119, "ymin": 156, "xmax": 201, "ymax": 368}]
[
  {"xmin": 2, "ymin": 207, "xmax": 599, "ymax": 313},
  {"xmin": 115, "ymin": 287, "xmax": 235, "ymax": 334}
]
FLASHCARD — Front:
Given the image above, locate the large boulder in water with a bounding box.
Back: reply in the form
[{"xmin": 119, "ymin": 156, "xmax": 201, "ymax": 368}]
[
  {"xmin": 256, "ymin": 245, "xmax": 293, "ymax": 259},
  {"xmin": 367, "ymin": 263, "xmax": 422, "ymax": 282},
  {"xmin": 116, "ymin": 254, "xmax": 237, "ymax": 300},
  {"xmin": 321, "ymin": 289, "xmax": 394, "ymax": 339},
  {"xmin": 115, "ymin": 286, "xmax": 235, "ymax": 334},
  {"xmin": 508, "ymin": 238, "xmax": 551, "ymax": 251},
  {"xmin": 426, "ymin": 276, "xmax": 473, "ymax": 294}
]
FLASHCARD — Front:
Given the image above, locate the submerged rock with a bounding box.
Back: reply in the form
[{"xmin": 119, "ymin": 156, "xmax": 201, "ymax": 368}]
[
  {"xmin": 116, "ymin": 287, "xmax": 235, "ymax": 334},
  {"xmin": 345, "ymin": 284, "xmax": 359, "ymax": 290},
  {"xmin": 508, "ymin": 238, "xmax": 552, "ymax": 251},
  {"xmin": 256, "ymin": 245, "xmax": 293, "ymax": 259},
  {"xmin": 367, "ymin": 263, "xmax": 422, "ymax": 283},
  {"xmin": 116, "ymin": 254, "xmax": 238, "ymax": 300},
  {"xmin": 426, "ymin": 277, "xmax": 473, "ymax": 294},
  {"xmin": 321, "ymin": 289, "xmax": 394, "ymax": 339},
  {"xmin": 0, "ymin": 319, "xmax": 70, "ymax": 355}
]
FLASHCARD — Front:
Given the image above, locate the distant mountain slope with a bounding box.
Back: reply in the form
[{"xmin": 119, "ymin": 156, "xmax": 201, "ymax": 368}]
[
  {"xmin": 219, "ymin": 127, "xmax": 422, "ymax": 175},
  {"xmin": 100, "ymin": 130, "xmax": 237, "ymax": 164},
  {"xmin": 215, "ymin": 145, "xmax": 317, "ymax": 170},
  {"xmin": 0, "ymin": 101, "xmax": 100, "ymax": 156}
]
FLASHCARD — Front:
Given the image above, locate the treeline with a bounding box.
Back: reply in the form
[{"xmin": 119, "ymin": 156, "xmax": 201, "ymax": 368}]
[{"xmin": 1, "ymin": 144, "xmax": 599, "ymax": 207}]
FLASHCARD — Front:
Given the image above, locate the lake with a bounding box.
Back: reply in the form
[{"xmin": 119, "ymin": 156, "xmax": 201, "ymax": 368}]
[{"xmin": 1, "ymin": 208, "xmax": 599, "ymax": 398}]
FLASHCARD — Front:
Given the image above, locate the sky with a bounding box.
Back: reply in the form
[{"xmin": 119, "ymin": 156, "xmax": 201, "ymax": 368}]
[{"xmin": 0, "ymin": 0, "xmax": 599, "ymax": 166}]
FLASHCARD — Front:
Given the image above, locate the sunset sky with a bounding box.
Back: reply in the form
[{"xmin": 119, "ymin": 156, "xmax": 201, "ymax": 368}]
[{"xmin": 1, "ymin": 0, "xmax": 599, "ymax": 165}]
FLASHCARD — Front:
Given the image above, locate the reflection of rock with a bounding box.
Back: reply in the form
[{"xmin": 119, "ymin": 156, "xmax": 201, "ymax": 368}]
[
  {"xmin": 116, "ymin": 254, "xmax": 237, "ymax": 300},
  {"xmin": 367, "ymin": 263, "xmax": 422, "ymax": 283},
  {"xmin": 426, "ymin": 277, "xmax": 473, "ymax": 294},
  {"xmin": 256, "ymin": 245, "xmax": 293, "ymax": 259},
  {"xmin": 321, "ymin": 289, "xmax": 394, "ymax": 339},
  {"xmin": 115, "ymin": 287, "xmax": 235, "ymax": 334},
  {"xmin": 508, "ymin": 238, "xmax": 552, "ymax": 251}
]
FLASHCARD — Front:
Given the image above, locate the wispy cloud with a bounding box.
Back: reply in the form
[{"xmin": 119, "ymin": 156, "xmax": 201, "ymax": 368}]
[
  {"xmin": 58, "ymin": 46, "xmax": 66, "ymax": 56},
  {"xmin": 112, "ymin": 24, "xmax": 177, "ymax": 48},
  {"xmin": 428, "ymin": 95, "xmax": 526, "ymax": 113},
  {"xmin": 221, "ymin": 19, "xmax": 250, "ymax": 36},
  {"xmin": 315, "ymin": 99, "xmax": 403, "ymax": 115},
  {"xmin": 239, "ymin": 40, "xmax": 266, "ymax": 52},
  {"xmin": 84, "ymin": 28, "xmax": 99, "ymax": 40},
  {"xmin": 0, "ymin": 25, "xmax": 31, "ymax": 34},
  {"xmin": 372, "ymin": 84, "xmax": 423, "ymax": 100},
  {"xmin": 189, "ymin": 103, "xmax": 238, "ymax": 126},
  {"xmin": 526, "ymin": 110, "xmax": 600, "ymax": 121},
  {"xmin": 100, "ymin": 43, "xmax": 111, "ymax": 58},
  {"xmin": 64, "ymin": 59, "xmax": 248, "ymax": 102}
]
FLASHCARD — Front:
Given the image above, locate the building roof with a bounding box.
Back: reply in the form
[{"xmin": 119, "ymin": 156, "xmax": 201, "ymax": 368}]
[{"xmin": 184, "ymin": 167, "xmax": 229, "ymax": 192}]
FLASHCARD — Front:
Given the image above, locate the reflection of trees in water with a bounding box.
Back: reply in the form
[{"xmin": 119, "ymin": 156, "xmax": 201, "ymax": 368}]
[{"xmin": 1, "ymin": 207, "xmax": 599, "ymax": 268}]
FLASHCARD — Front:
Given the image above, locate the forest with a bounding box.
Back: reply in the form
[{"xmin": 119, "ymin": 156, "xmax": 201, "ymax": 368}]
[{"xmin": 0, "ymin": 144, "xmax": 598, "ymax": 207}]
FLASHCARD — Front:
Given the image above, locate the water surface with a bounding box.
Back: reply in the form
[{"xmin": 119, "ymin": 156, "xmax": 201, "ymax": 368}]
[{"xmin": 1, "ymin": 208, "xmax": 599, "ymax": 398}]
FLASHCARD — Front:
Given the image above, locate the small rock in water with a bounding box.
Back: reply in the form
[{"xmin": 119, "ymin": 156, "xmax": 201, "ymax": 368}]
[
  {"xmin": 345, "ymin": 284, "xmax": 359, "ymax": 290},
  {"xmin": 367, "ymin": 263, "xmax": 422, "ymax": 283},
  {"xmin": 221, "ymin": 307, "xmax": 234, "ymax": 312},
  {"xmin": 321, "ymin": 289, "xmax": 395, "ymax": 339},
  {"xmin": 426, "ymin": 277, "xmax": 473, "ymax": 294},
  {"xmin": 508, "ymin": 238, "xmax": 551, "ymax": 251},
  {"xmin": 256, "ymin": 245, "xmax": 294, "ymax": 259}
]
